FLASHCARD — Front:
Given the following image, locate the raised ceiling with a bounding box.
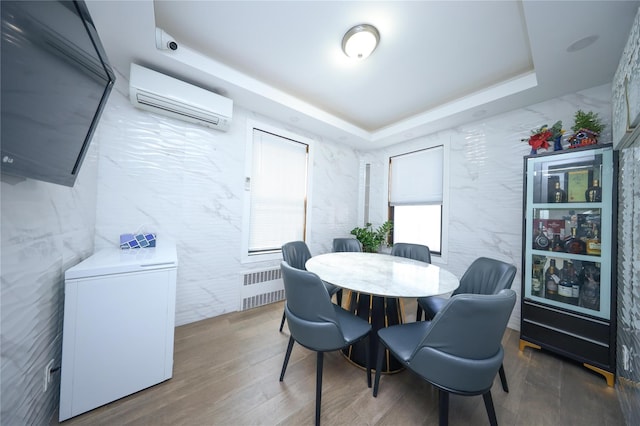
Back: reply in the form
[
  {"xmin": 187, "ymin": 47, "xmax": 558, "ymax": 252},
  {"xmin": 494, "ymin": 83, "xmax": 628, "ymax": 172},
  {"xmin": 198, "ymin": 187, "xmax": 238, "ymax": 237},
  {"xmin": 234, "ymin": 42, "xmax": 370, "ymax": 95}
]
[{"xmin": 86, "ymin": 1, "xmax": 639, "ymax": 150}]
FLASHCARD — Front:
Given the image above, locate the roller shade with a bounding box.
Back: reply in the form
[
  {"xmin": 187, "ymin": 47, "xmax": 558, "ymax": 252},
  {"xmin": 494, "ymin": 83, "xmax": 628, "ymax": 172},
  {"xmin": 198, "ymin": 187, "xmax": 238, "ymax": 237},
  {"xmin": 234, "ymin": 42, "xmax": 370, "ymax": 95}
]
[{"xmin": 389, "ymin": 146, "xmax": 443, "ymax": 205}]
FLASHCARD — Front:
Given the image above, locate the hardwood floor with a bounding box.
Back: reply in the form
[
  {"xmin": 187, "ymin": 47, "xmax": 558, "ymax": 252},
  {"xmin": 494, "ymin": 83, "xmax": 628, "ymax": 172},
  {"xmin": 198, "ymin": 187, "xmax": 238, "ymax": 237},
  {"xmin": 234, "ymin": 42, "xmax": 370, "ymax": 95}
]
[{"xmin": 54, "ymin": 299, "xmax": 625, "ymax": 425}]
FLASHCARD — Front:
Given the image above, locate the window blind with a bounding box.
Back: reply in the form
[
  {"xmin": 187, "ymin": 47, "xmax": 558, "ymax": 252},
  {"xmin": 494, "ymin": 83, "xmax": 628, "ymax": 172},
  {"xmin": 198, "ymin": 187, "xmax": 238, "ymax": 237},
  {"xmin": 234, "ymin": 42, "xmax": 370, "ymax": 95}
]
[
  {"xmin": 389, "ymin": 146, "xmax": 443, "ymax": 205},
  {"xmin": 249, "ymin": 129, "xmax": 308, "ymax": 252}
]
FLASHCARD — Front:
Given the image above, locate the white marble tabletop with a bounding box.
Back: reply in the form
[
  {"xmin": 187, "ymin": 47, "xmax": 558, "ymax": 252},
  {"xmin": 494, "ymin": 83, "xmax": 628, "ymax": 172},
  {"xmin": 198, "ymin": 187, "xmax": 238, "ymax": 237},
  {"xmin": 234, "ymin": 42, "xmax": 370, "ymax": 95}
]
[{"xmin": 305, "ymin": 252, "xmax": 459, "ymax": 298}]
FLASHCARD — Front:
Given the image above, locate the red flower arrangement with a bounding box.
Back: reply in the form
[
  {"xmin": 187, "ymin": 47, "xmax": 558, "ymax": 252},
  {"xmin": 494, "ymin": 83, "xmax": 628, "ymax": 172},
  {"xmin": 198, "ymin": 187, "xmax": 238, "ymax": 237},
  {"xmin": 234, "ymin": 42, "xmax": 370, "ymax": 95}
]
[
  {"xmin": 527, "ymin": 130, "xmax": 552, "ymax": 151},
  {"xmin": 523, "ymin": 121, "xmax": 563, "ymax": 154}
]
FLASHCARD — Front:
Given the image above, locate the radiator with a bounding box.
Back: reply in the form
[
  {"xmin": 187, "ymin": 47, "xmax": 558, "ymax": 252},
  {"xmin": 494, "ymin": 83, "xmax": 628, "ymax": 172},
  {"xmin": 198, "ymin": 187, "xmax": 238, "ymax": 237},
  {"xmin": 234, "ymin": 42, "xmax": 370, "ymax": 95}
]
[{"xmin": 240, "ymin": 267, "xmax": 284, "ymax": 311}]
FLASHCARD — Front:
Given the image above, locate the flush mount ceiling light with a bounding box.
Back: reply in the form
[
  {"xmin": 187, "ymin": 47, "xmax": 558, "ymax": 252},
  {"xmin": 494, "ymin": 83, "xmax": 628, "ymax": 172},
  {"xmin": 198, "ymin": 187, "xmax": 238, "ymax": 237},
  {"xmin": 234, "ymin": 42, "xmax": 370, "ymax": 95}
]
[
  {"xmin": 342, "ymin": 24, "xmax": 380, "ymax": 59},
  {"xmin": 566, "ymin": 35, "xmax": 599, "ymax": 53}
]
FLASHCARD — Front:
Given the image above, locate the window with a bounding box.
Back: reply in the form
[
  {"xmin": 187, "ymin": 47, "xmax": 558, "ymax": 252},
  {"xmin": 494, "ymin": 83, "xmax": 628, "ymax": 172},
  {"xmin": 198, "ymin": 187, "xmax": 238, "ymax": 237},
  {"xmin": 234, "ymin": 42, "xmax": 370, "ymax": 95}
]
[
  {"xmin": 246, "ymin": 127, "xmax": 310, "ymax": 256},
  {"xmin": 389, "ymin": 146, "xmax": 444, "ymax": 254}
]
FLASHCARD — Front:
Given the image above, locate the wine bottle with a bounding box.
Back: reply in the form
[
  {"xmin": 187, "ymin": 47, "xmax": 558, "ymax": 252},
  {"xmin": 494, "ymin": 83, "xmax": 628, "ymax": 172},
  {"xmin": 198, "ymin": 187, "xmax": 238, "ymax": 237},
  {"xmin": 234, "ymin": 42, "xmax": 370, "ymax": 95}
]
[
  {"xmin": 557, "ymin": 266, "xmax": 573, "ymax": 304},
  {"xmin": 564, "ymin": 227, "xmax": 586, "ymax": 254},
  {"xmin": 552, "ymin": 234, "xmax": 564, "ymax": 252},
  {"xmin": 549, "ymin": 181, "xmax": 567, "ymax": 203},
  {"xmin": 533, "ymin": 221, "xmax": 550, "ymax": 250},
  {"xmin": 566, "ymin": 261, "xmax": 580, "ymax": 306},
  {"xmin": 579, "ymin": 263, "xmax": 600, "ymax": 310},
  {"xmin": 545, "ymin": 259, "xmax": 560, "ymax": 300},
  {"xmin": 586, "ymin": 225, "xmax": 601, "ymax": 256},
  {"xmin": 531, "ymin": 257, "xmax": 544, "ymax": 296},
  {"xmin": 585, "ymin": 179, "xmax": 602, "ymax": 202}
]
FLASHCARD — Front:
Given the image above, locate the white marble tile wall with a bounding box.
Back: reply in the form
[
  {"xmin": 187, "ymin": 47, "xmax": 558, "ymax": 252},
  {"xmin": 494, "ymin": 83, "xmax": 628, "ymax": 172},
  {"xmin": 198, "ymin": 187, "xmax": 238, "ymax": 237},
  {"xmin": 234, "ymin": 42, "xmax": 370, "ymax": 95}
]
[
  {"xmin": 93, "ymin": 84, "xmax": 360, "ymax": 326},
  {"xmin": 365, "ymin": 84, "xmax": 613, "ymax": 330},
  {"xmin": 0, "ymin": 138, "xmax": 99, "ymax": 424},
  {"xmin": 613, "ymin": 6, "xmax": 640, "ymax": 148},
  {"xmin": 308, "ymin": 137, "xmax": 361, "ymax": 255},
  {"xmin": 616, "ymin": 141, "xmax": 640, "ymax": 425}
]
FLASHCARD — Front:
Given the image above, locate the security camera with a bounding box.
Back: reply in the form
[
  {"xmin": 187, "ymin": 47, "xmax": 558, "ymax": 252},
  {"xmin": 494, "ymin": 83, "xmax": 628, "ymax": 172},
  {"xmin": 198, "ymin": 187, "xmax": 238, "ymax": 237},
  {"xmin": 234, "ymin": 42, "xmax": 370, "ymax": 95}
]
[{"xmin": 155, "ymin": 28, "xmax": 178, "ymax": 51}]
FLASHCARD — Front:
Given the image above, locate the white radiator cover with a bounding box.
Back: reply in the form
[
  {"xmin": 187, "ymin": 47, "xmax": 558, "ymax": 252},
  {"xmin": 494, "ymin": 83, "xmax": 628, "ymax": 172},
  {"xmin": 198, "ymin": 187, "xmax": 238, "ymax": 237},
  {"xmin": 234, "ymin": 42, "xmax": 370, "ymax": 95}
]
[{"xmin": 240, "ymin": 268, "xmax": 284, "ymax": 310}]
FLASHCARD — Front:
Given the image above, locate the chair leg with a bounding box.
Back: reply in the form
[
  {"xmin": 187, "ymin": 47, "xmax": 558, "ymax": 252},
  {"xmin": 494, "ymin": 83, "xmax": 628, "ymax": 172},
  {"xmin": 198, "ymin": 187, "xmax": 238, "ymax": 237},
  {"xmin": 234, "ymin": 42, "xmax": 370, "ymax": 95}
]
[
  {"xmin": 336, "ymin": 289, "xmax": 343, "ymax": 307},
  {"xmin": 498, "ymin": 363, "xmax": 509, "ymax": 392},
  {"xmin": 279, "ymin": 337, "xmax": 295, "ymax": 381},
  {"xmin": 279, "ymin": 309, "xmax": 286, "ymax": 332},
  {"xmin": 365, "ymin": 335, "xmax": 371, "ymax": 388},
  {"xmin": 438, "ymin": 390, "xmax": 449, "ymax": 426},
  {"xmin": 372, "ymin": 340, "xmax": 386, "ymax": 397},
  {"xmin": 416, "ymin": 304, "xmax": 423, "ymax": 322},
  {"xmin": 316, "ymin": 352, "xmax": 324, "ymax": 426},
  {"xmin": 482, "ymin": 390, "xmax": 498, "ymax": 426}
]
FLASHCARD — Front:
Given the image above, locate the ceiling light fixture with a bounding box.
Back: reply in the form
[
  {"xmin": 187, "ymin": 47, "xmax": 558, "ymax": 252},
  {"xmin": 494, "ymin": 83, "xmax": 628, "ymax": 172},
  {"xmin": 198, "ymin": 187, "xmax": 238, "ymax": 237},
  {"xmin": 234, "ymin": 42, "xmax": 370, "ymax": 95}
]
[
  {"xmin": 342, "ymin": 24, "xmax": 380, "ymax": 59},
  {"xmin": 566, "ymin": 35, "xmax": 599, "ymax": 53}
]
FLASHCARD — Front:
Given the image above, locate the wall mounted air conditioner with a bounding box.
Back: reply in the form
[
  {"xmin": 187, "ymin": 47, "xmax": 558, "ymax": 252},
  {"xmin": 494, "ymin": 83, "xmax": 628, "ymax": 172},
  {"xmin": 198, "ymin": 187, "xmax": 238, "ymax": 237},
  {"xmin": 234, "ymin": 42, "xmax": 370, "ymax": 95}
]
[{"xmin": 129, "ymin": 63, "xmax": 232, "ymax": 132}]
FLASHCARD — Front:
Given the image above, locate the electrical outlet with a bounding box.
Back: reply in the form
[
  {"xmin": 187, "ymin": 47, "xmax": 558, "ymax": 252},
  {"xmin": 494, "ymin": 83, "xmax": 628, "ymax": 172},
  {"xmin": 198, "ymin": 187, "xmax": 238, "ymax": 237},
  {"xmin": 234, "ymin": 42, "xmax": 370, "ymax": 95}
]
[{"xmin": 43, "ymin": 359, "xmax": 55, "ymax": 393}]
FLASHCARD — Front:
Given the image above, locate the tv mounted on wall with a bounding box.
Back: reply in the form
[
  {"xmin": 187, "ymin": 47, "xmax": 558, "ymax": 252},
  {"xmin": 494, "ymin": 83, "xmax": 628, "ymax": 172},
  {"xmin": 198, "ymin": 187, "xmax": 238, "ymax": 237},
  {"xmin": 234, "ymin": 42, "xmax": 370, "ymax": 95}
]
[{"xmin": 1, "ymin": 0, "xmax": 115, "ymax": 187}]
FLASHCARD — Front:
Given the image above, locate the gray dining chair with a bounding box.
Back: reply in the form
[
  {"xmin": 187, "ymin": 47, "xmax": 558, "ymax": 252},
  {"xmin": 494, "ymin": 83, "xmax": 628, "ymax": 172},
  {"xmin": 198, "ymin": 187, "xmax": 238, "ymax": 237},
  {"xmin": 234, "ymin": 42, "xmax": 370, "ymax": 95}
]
[
  {"xmin": 332, "ymin": 237, "xmax": 363, "ymax": 253},
  {"xmin": 331, "ymin": 238, "xmax": 362, "ymax": 307},
  {"xmin": 416, "ymin": 256, "xmax": 517, "ymax": 392},
  {"xmin": 280, "ymin": 241, "xmax": 341, "ymax": 332},
  {"xmin": 373, "ymin": 289, "xmax": 517, "ymax": 426},
  {"xmin": 391, "ymin": 242, "xmax": 431, "ymax": 263},
  {"xmin": 279, "ymin": 261, "xmax": 372, "ymax": 426}
]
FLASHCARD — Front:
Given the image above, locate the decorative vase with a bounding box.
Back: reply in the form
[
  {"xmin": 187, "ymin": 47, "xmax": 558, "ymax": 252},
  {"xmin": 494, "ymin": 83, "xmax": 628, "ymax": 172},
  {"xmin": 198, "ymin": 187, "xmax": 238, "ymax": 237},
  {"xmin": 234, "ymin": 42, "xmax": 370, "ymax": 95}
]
[{"xmin": 553, "ymin": 135, "xmax": 563, "ymax": 151}]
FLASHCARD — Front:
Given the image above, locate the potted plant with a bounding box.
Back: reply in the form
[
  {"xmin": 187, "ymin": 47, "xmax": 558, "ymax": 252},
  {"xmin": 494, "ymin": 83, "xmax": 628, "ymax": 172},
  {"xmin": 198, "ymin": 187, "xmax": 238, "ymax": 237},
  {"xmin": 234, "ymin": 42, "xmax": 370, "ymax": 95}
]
[
  {"xmin": 568, "ymin": 110, "xmax": 604, "ymax": 148},
  {"xmin": 350, "ymin": 221, "xmax": 393, "ymax": 253}
]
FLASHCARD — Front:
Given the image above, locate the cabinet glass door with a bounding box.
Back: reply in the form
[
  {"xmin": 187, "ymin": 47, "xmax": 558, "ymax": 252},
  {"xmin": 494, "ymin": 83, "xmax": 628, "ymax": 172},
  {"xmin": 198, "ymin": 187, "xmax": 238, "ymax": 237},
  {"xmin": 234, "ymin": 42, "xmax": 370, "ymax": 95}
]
[{"xmin": 524, "ymin": 147, "xmax": 613, "ymax": 319}]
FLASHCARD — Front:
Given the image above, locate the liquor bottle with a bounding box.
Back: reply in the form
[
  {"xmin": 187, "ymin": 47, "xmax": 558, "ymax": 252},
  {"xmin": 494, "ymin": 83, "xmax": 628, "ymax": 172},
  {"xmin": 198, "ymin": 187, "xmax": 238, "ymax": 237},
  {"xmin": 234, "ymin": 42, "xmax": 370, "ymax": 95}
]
[
  {"xmin": 564, "ymin": 227, "xmax": 586, "ymax": 254},
  {"xmin": 557, "ymin": 266, "xmax": 573, "ymax": 304},
  {"xmin": 545, "ymin": 259, "xmax": 560, "ymax": 300},
  {"xmin": 579, "ymin": 263, "xmax": 600, "ymax": 310},
  {"xmin": 552, "ymin": 234, "xmax": 564, "ymax": 252},
  {"xmin": 549, "ymin": 182, "xmax": 567, "ymax": 203},
  {"xmin": 585, "ymin": 179, "xmax": 602, "ymax": 202},
  {"xmin": 566, "ymin": 261, "xmax": 580, "ymax": 306},
  {"xmin": 586, "ymin": 225, "xmax": 601, "ymax": 256},
  {"xmin": 533, "ymin": 221, "xmax": 550, "ymax": 250},
  {"xmin": 531, "ymin": 257, "xmax": 544, "ymax": 296}
]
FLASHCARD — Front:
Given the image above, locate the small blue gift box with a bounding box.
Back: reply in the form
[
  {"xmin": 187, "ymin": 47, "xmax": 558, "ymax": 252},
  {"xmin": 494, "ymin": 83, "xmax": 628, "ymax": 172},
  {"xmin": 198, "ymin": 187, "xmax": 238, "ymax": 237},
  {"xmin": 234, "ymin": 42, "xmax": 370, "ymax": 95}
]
[{"xmin": 120, "ymin": 233, "xmax": 156, "ymax": 249}]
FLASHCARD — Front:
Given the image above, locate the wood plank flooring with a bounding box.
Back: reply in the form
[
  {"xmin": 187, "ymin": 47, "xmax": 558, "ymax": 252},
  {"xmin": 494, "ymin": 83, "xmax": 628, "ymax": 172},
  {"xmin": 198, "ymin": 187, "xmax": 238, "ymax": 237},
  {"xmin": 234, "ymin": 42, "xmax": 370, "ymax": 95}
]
[{"xmin": 54, "ymin": 299, "xmax": 625, "ymax": 425}]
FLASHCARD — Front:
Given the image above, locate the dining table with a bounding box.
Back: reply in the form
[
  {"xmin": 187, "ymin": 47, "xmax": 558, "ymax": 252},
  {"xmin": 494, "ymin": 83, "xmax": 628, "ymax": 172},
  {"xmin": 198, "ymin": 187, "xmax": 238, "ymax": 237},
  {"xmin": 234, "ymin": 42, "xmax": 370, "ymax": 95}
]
[{"xmin": 305, "ymin": 251, "xmax": 459, "ymax": 373}]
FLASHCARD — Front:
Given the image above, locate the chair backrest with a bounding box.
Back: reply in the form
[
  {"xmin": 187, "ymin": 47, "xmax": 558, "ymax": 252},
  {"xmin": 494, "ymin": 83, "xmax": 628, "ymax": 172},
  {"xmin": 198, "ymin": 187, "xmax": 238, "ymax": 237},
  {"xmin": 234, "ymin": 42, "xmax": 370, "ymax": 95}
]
[
  {"xmin": 453, "ymin": 257, "xmax": 517, "ymax": 296},
  {"xmin": 410, "ymin": 289, "xmax": 517, "ymax": 393},
  {"xmin": 390, "ymin": 243, "xmax": 431, "ymax": 263},
  {"xmin": 281, "ymin": 241, "xmax": 312, "ymax": 270},
  {"xmin": 280, "ymin": 261, "xmax": 346, "ymax": 350},
  {"xmin": 332, "ymin": 238, "xmax": 363, "ymax": 252}
]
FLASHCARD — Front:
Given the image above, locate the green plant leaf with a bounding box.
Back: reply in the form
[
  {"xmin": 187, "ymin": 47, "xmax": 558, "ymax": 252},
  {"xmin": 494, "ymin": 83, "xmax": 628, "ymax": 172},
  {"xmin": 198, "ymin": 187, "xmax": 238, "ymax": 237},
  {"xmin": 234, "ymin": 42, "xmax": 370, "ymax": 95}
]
[
  {"xmin": 572, "ymin": 110, "xmax": 604, "ymax": 134},
  {"xmin": 350, "ymin": 221, "xmax": 393, "ymax": 252}
]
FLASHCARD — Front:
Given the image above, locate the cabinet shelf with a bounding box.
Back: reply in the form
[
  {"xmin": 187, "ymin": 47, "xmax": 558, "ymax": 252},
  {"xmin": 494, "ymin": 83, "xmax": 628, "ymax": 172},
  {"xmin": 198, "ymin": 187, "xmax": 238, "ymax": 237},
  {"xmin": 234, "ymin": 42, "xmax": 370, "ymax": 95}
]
[
  {"xmin": 531, "ymin": 249, "xmax": 601, "ymax": 262},
  {"xmin": 532, "ymin": 202, "xmax": 603, "ymax": 209}
]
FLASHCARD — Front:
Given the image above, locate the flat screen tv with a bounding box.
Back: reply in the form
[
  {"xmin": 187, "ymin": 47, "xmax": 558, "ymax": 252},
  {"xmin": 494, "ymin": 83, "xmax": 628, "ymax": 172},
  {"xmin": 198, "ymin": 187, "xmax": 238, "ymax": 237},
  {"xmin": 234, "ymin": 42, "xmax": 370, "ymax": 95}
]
[{"xmin": 1, "ymin": 0, "xmax": 115, "ymax": 187}]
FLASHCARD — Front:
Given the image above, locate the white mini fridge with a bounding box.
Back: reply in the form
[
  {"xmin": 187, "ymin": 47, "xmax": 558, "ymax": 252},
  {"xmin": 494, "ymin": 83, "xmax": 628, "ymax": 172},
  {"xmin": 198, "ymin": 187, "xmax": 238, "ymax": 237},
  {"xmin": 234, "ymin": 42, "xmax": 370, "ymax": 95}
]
[{"xmin": 59, "ymin": 243, "xmax": 177, "ymax": 421}]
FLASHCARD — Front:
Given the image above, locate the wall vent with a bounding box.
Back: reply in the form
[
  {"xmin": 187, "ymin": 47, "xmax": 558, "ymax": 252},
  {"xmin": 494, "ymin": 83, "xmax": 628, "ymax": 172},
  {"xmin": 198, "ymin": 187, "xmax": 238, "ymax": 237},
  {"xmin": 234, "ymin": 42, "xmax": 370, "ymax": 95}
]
[
  {"xmin": 240, "ymin": 268, "xmax": 284, "ymax": 311},
  {"xmin": 243, "ymin": 268, "xmax": 281, "ymax": 285}
]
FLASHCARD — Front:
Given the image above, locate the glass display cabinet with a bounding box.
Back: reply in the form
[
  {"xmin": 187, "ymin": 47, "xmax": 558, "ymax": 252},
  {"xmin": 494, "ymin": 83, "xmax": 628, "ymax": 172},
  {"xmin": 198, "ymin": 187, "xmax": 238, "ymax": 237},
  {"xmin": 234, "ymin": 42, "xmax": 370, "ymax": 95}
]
[{"xmin": 520, "ymin": 144, "xmax": 617, "ymax": 386}]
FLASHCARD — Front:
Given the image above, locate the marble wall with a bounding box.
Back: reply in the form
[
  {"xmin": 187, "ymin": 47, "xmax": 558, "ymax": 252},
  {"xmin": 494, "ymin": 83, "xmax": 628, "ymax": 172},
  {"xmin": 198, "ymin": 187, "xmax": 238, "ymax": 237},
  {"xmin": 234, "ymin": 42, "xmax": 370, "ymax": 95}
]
[
  {"xmin": 0, "ymin": 139, "xmax": 99, "ymax": 424},
  {"xmin": 93, "ymin": 81, "xmax": 361, "ymax": 326},
  {"xmin": 364, "ymin": 84, "xmax": 613, "ymax": 330},
  {"xmin": 616, "ymin": 145, "xmax": 640, "ymax": 425}
]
